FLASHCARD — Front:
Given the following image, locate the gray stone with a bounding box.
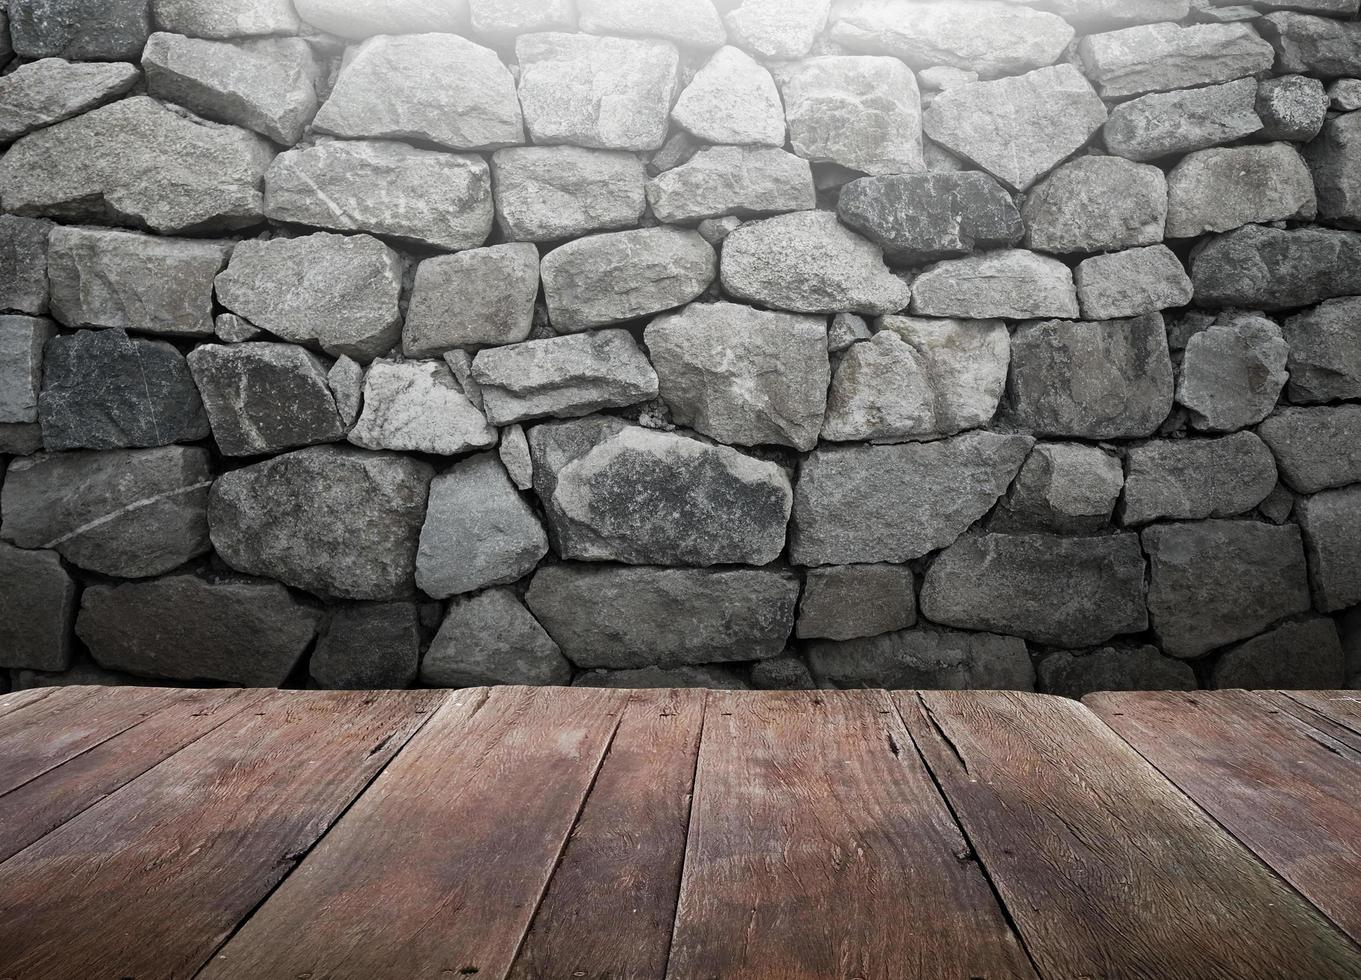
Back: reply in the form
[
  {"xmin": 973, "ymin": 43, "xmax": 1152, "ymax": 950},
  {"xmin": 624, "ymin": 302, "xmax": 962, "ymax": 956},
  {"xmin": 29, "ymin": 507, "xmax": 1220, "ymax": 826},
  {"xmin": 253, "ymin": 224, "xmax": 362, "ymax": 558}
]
[
  {"xmin": 574, "ymin": 665, "xmax": 750, "ymax": 689},
  {"xmin": 0, "ymin": 10, "xmax": 9, "ymax": 62},
  {"xmin": 76, "ymin": 573, "xmax": 320, "ymax": 686},
  {"xmin": 404, "ymin": 245, "xmax": 538, "ymax": 357},
  {"xmin": 327, "ymin": 356, "xmax": 363, "ymax": 430},
  {"xmin": 1143, "ymin": 519, "xmax": 1312, "ymax": 658},
  {"xmin": 215, "ymin": 233, "xmax": 403, "ymax": 362},
  {"xmin": 1039, "ymin": 646, "xmax": 1196, "ymax": 699},
  {"xmin": 796, "ymin": 563, "xmax": 916, "ymax": 641},
  {"xmin": 790, "ymin": 431, "xmax": 1033, "ymax": 566},
  {"xmin": 672, "ymin": 46, "xmax": 785, "ymax": 145},
  {"xmin": 1, "ymin": 446, "xmax": 211, "ymax": 578},
  {"xmin": 1023, "ymin": 157, "xmax": 1168, "ymax": 254},
  {"xmin": 474, "ymin": 330, "xmax": 659, "ymax": 426},
  {"xmin": 0, "ymin": 315, "xmax": 53, "ymax": 424},
  {"xmin": 315, "ymin": 34, "xmax": 521, "ymax": 152},
  {"xmin": 266, "ymin": 140, "xmax": 492, "ymax": 252},
  {"xmin": 0, "ymin": 425, "xmax": 43, "ymax": 456},
  {"xmin": 1009, "ymin": 0, "xmax": 1191, "ymax": 32},
  {"xmin": 292, "ymin": 0, "xmax": 468, "ymax": 37},
  {"xmin": 721, "ymin": 211, "xmax": 911, "ymax": 316},
  {"xmin": 827, "ymin": 312, "xmax": 871, "ymax": 352},
  {"xmin": 533, "ymin": 423, "xmax": 792, "ymax": 566},
  {"xmin": 1330, "ymin": 78, "xmax": 1361, "ymax": 112},
  {"xmin": 1258, "ymin": 405, "xmax": 1361, "ymax": 493},
  {"xmin": 0, "ymin": 543, "xmax": 75, "ymax": 671},
  {"xmin": 1260, "ymin": 13, "xmax": 1361, "ymax": 78},
  {"xmin": 442, "ymin": 350, "xmax": 482, "ymax": 410},
  {"xmin": 697, "ymin": 216, "xmax": 742, "ymax": 246},
  {"xmin": 779, "ymin": 55, "xmax": 924, "ymax": 175},
  {"xmin": 1166, "ymin": 143, "xmax": 1316, "ymax": 239},
  {"xmin": 828, "ymin": 0, "xmax": 1073, "ymax": 78},
  {"xmin": 1298, "ymin": 485, "xmax": 1361, "ymax": 612},
  {"xmin": 349, "ymin": 360, "xmax": 497, "ymax": 456},
  {"xmin": 214, "ymin": 314, "xmax": 260, "ymax": 344},
  {"xmin": 1190, "ymin": 225, "xmax": 1361, "ymax": 311},
  {"xmin": 750, "ymin": 655, "xmax": 816, "ymax": 690},
  {"xmin": 39, "ymin": 329, "xmax": 209, "ymax": 451},
  {"xmin": 416, "ymin": 453, "xmax": 546, "ymax": 598},
  {"xmin": 1342, "ymin": 606, "xmax": 1361, "ymax": 679},
  {"xmin": 723, "ymin": 0, "xmax": 830, "ymax": 59},
  {"xmin": 0, "ymin": 216, "xmax": 50, "ymax": 316},
  {"xmin": 422, "ymin": 588, "xmax": 570, "ymax": 687},
  {"xmin": 0, "ymin": 58, "xmax": 139, "ymax": 143},
  {"xmin": 151, "ymin": 0, "xmax": 301, "ymax": 37},
  {"xmin": 208, "ymin": 445, "xmax": 434, "ymax": 600},
  {"xmin": 1283, "ymin": 297, "xmax": 1361, "ymax": 404},
  {"xmin": 646, "ymin": 146, "xmax": 815, "ymax": 225},
  {"xmin": 499, "ymin": 424, "xmax": 533, "ymax": 491},
  {"xmin": 1178, "ymin": 315, "xmax": 1289, "ymax": 433},
  {"xmin": 1076, "ymin": 245, "xmax": 1194, "ymax": 320},
  {"xmin": 1102, "ymin": 78, "xmax": 1262, "ymax": 162},
  {"xmin": 1257, "ymin": 74, "xmax": 1328, "ymax": 142},
  {"xmin": 187, "ymin": 342, "xmax": 343, "ymax": 457},
  {"xmin": 577, "ymin": 0, "xmax": 725, "ymax": 48},
  {"xmin": 541, "ymin": 227, "xmax": 715, "ymax": 332},
  {"xmin": 525, "ymin": 562, "xmax": 799, "ymax": 668},
  {"xmin": 645, "ymin": 301, "xmax": 829, "ymax": 451},
  {"xmin": 917, "ymin": 67, "xmax": 977, "ymax": 92},
  {"xmin": 310, "ymin": 602, "xmax": 419, "ymax": 690},
  {"xmin": 1259, "ymin": 482, "xmax": 1297, "ymax": 524},
  {"xmin": 1078, "ymin": 22, "xmax": 1274, "ymax": 99},
  {"xmin": 517, "ymin": 33, "xmax": 679, "ymax": 151},
  {"xmin": 994, "ymin": 442, "xmax": 1124, "ymax": 533},
  {"xmin": 922, "ymin": 65, "xmax": 1107, "ymax": 192},
  {"xmin": 910, "ymin": 249, "xmax": 1078, "ymax": 319},
  {"xmin": 1007, "ymin": 314, "xmax": 1175, "ymax": 439},
  {"xmin": 806, "ymin": 627, "xmax": 1034, "ymax": 691},
  {"xmin": 0, "ymin": 97, "xmax": 274, "ymax": 235},
  {"xmin": 1212, "ymin": 617, "xmax": 1346, "ymax": 689},
  {"xmin": 836, "ymin": 172, "xmax": 1022, "ymax": 265},
  {"xmin": 469, "ymin": 0, "xmax": 574, "ymax": 41},
  {"xmin": 1306, "ymin": 111, "xmax": 1361, "ymax": 228},
  {"xmin": 1122, "ymin": 433, "xmax": 1278, "ymax": 525},
  {"xmin": 8, "ymin": 0, "xmax": 149, "ymax": 59},
  {"xmin": 491, "ymin": 147, "xmax": 648, "ymax": 243}
]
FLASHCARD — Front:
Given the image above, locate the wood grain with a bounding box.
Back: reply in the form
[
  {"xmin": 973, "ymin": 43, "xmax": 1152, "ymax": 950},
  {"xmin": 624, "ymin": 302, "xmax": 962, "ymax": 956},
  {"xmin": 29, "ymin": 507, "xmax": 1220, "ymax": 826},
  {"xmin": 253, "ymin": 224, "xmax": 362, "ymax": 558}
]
[
  {"xmin": 509, "ymin": 688, "xmax": 706, "ymax": 980},
  {"xmin": 0, "ymin": 689, "xmax": 444, "ymax": 980},
  {"xmin": 666, "ymin": 689, "xmax": 1038, "ymax": 980},
  {"xmin": 900, "ymin": 690, "xmax": 1361, "ymax": 979},
  {"xmin": 0, "ymin": 686, "xmax": 58, "ymax": 719},
  {"xmin": 1087, "ymin": 689, "xmax": 1361, "ymax": 946},
  {"xmin": 1264, "ymin": 690, "xmax": 1361, "ymax": 756},
  {"xmin": 198, "ymin": 685, "xmax": 627, "ymax": 980}
]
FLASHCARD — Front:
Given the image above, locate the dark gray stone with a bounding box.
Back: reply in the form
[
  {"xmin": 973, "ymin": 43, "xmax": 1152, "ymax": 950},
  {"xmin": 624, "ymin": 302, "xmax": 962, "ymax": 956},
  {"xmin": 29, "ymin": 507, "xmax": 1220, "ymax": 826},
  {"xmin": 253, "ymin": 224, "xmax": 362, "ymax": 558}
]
[
  {"xmin": 1190, "ymin": 225, "xmax": 1361, "ymax": 311},
  {"xmin": 1257, "ymin": 406, "xmax": 1361, "ymax": 494},
  {"xmin": 750, "ymin": 655, "xmax": 815, "ymax": 691},
  {"xmin": 0, "ymin": 216, "xmax": 51, "ymax": 316},
  {"xmin": 1212, "ymin": 617, "xmax": 1346, "ymax": 689},
  {"xmin": 0, "ymin": 315, "xmax": 54, "ymax": 424},
  {"xmin": 1038, "ymin": 645, "xmax": 1196, "ymax": 699},
  {"xmin": 806, "ymin": 627, "xmax": 1035, "ymax": 691},
  {"xmin": 310, "ymin": 602, "xmax": 420, "ymax": 689},
  {"xmin": 8, "ymin": 0, "xmax": 150, "ymax": 60},
  {"xmin": 573, "ymin": 665, "xmax": 750, "ymax": 689},
  {"xmin": 1121, "ymin": 433, "xmax": 1278, "ymax": 525},
  {"xmin": 421, "ymin": 588, "xmax": 570, "ymax": 687},
  {"xmin": 796, "ymin": 563, "xmax": 916, "ymax": 641},
  {"xmin": 993, "ymin": 442, "xmax": 1124, "ymax": 534},
  {"xmin": 1283, "ymin": 297, "xmax": 1361, "ymax": 404},
  {"xmin": 1306, "ymin": 110, "xmax": 1361, "ymax": 228},
  {"xmin": 0, "ymin": 543, "xmax": 76, "ymax": 671},
  {"xmin": 1297, "ymin": 485, "xmax": 1361, "ymax": 612},
  {"xmin": 1177, "ymin": 315, "xmax": 1289, "ymax": 433},
  {"xmin": 1260, "ymin": 12, "xmax": 1361, "ymax": 78}
]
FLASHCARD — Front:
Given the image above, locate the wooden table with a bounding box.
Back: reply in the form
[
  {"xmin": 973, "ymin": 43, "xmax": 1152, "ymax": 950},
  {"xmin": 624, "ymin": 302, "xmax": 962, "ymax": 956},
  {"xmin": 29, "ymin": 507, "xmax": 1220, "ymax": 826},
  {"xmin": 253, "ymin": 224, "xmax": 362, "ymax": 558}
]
[{"xmin": 0, "ymin": 686, "xmax": 1359, "ymax": 979}]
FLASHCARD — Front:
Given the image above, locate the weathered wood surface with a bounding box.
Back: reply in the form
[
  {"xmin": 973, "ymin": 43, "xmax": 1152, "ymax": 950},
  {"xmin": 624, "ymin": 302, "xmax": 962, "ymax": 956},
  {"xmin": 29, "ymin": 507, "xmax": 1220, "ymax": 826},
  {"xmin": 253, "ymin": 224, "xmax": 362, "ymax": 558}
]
[{"xmin": 0, "ymin": 685, "xmax": 1358, "ymax": 980}]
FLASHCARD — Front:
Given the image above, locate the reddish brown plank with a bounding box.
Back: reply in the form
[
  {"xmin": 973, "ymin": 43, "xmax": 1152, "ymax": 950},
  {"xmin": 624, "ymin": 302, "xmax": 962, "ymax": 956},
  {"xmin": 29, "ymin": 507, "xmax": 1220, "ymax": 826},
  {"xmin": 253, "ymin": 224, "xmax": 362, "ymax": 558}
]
[
  {"xmin": 900, "ymin": 691, "xmax": 1361, "ymax": 979},
  {"xmin": 0, "ymin": 688, "xmax": 263, "ymax": 863},
  {"xmin": 0, "ymin": 684, "xmax": 191, "ymax": 794},
  {"xmin": 666, "ymin": 690, "xmax": 1038, "ymax": 980},
  {"xmin": 0, "ymin": 686, "xmax": 58, "ymax": 719},
  {"xmin": 198, "ymin": 685, "xmax": 628, "ymax": 980},
  {"xmin": 509, "ymin": 688, "xmax": 706, "ymax": 980},
  {"xmin": 0, "ymin": 689, "xmax": 446, "ymax": 980},
  {"xmin": 1086, "ymin": 689, "xmax": 1361, "ymax": 946},
  {"xmin": 1266, "ymin": 690, "xmax": 1361, "ymax": 755}
]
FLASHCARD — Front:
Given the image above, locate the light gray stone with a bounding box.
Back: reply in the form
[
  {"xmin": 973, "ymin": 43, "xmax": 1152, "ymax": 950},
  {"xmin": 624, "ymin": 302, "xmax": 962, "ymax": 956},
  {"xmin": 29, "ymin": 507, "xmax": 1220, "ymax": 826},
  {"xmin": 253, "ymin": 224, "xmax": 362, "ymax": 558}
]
[
  {"xmin": 0, "ymin": 315, "xmax": 53, "ymax": 424},
  {"xmin": 1178, "ymin": 315, "xmax": 1289, "ymax": 433},
  {"xmin": 293, "ymin": 0, "xmax": 468, "ymax": 37},
  {"xmin": 517, "ymin": 32, "xmax": 680, "ymax": 151},
  {"xmin": 1213, "ymin": 616, "xmax": 1346, "ymax": 689},
  {"xmin": 1007, "ymin": 0, "xmax": 1191, "ymax": 32},
  {"xmin": 577, "ymin": 0, "xmax": 725, "ymax": 48},
  {"xmin": 310, "ymin": 602, "xmax": 419, "ymax": 690},
  {"xmin": 423, "ymin": 588, "xmax": 569, "ymax": 687},
  {"xmin": 721, "ymin": 210, "xmax": 911, "ymax": 315},
  {"xmin": 9, "ymin": 0, "xmax": 149, "ymax": 59},
  {"xmin": 1007, "ymin": 314, "xmax": 1174, "ymax": 439},
  {"xmin": 1076, "ymin": 245, "xmax": 1193, "ymax": 320},
  {"xmin": 187, "ymin": 342, "xmax": 343, "ymax": 457},
  {"xmin": 790, "ymin": 431, "xmax": 1033, "ymax": 566},
  {"xmin": 1330, "ymin": 78, "xmax": 1361, "ymax": 112},
  {"xmin": 0, "ymin": 215, "xmax": 50, "ymax": 316},
  {"xmin": 1190, "ymin": 225, "xmax": 1361, "ymax": 311},
  {"xmin": 697, "ymin": 216, "xmax": 742, "ymax": 246},
  {"xmin": 1306, "ymin": 111, "xmax": 1361, "ymax": 228},
  {"xmin": 0, "ymin": 58, "xmax": 139, "ymax": 143},
  {"xmin": 76, "ymin": 573, "xmax": 320, "ymax": 686},
  {"xmin": 646, "ymin": 146, "xmax": 815, "ymax": 225},
  {"xmin": 672, "ymin": 46, "xmax": 785, "ymax": 145},
  {"xmin": 574, "ymin": 665, "xmax": 750, "ymax": 689},
  {"xmin": 0, "ymin": 543, "xmax": 76, "ymax": 672},
  {"xmin": 1260, "ymin": 12, "xmax": 1361, "ymax": 79},
  {"xmin": 796, "ymin": 563, "xmax": 916, "ymax": 641},
  {"xmin": 1283, "ymin": 297, "xmax": 1361, "ymax": 404},
  {"xmin": 806, "ymin": 627, "xmax": 1034, "ymax": 690},
  {"xmin": 474, "ymin": 330, "xmax": 660, "ymax": 426},
  {"xmin": 1143, "ymin": 520, "xmax": 1312, "ymax": 658},
  {"xmin": 1258, "ymin": 405, "xmax": 1361, "ymax": 494},
  {"xmin": 443, "ymin": 350, "xmax": 483, "ymax": 410},
  {"xmin": 214, "ymin": 233, "xmax": 403, "ymax": 362},
  {"xmin": 822, "ymin": 332, "xmax": 933, "ymax": 442},
  {"xmin": 910, "ymin": 249, "xmax": 1078, "ymax": 319},
  {"xmin": 404, "ymin": 245, "xmax": 539, "ymax": 357},
  {"xmin": 1298, "ymin": 484, "xmax": 1361, "ymax": 612},
  {"xmin": 214, "ymin": 313, "xmax": 260, "ymax": 343},
  {"xmin": 469, "ymin": 0, "xmax": 574, "ymax": 40},
  {"xmin": 645, "ymin": 301, "xmax": 829, "ymax": 451},
  {"xmin": 1039, "ymin": 646, "xmax": 1196, "ymax": 699},
  {"xmin": 1078, "ymin": 22, "xmax": 1275, "ymax": 99},
  {"xmin": 922, "ymin": 65, "xmax": 1107, "ymax": 192},
  {"xmin": 827, "ymin": 312, "xmax": 871, "ymax": 352},
  {"xmin": 1122, "ymin": 433, "xmax": 1278, "ymax": 525},
  {"xmin": 1102, "ymin": 78, "xmax": 1262, "ymax": 162},
  {"xmin": 208, "ymin": 445, "xmax": 434, "ymax": 600},
  {"xmin": 349, "ymin": 360, "xmax": 497, "ymax": 456},
  {"xmin": 491, "ymin": 146, "xmax": 648, "ymax": 243},
  {"xmin": 723, "ymin": 0, "xmax": 830, "ymax": 59},
  {"xmin": 416, "ymin": 453, "xmax": 546, "ymax": 598},
  {"xmin": 525, "ymin": 562, "xmax": 799, "ymax": 668},
  {"xmin": 0, "ymin": 97, "xmax": 274, "ymax": 235},
  {"xmin": 499, "ymin": 424, "xmax": 533, "ymax": 490},
  {"xmin": 1257, "ymin": 74, "xmax": 1328, "ymax": 142},
  {"xmin": 1166, "ymin": 142, "xmax": 1316, "ymax": 239},
  {"xmin": 151, "ymin": 0, "xmax": 301, "ymax": 38},
  {"xmin": 2, "ymin": 446, "xmax": 212, "ymax": 578},
  {"xmin": 1023, "ymin": 157, "xmax": 1168, "ymax": 254},
  {"xmin": 994, "ymin": 442, "xmax": 1124, "ymax": 533},
  {"xmin": 328, "ymin": 356, "xmax": 363, "ymax": 430}
]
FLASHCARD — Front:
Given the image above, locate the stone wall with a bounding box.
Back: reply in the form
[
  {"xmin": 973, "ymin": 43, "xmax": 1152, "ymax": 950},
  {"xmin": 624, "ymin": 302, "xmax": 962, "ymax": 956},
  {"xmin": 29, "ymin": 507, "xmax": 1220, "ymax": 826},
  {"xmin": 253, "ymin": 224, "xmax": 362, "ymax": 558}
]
[{"xmin": 1, "ymin": 0, "xmax": 1359, "ymax": 699}]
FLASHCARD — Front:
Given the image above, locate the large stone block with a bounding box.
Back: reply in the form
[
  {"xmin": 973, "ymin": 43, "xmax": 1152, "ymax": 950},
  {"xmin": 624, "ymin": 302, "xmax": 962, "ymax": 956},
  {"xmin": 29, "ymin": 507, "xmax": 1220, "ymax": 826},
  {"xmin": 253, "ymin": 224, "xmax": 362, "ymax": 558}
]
[
  {"xmin": 1102, "ymin": 78, "xmax": 1262, "ymax": 162},
  {"xmin": 1075, "ymin": 245, "xmax": 1193, "ymax": 320},
  {"xmin": 1077, "ymin": 21, "xmax": 1274, "ymax": 99},
  {"xmin": 645, "ymin": 145, "xmax": 815, "ymax": 225},
  {"xmin": 0, "ymin": 58, "xmax": 139, "ymax": 143},
  {"xmin": 796, "ymin": 563, "xmax": 916, "ymax": 641},
  {"xmin": 1166, "ymin": 143, "xmax": 1316, "ymax": 238},
  {"xmin": 723, "ymin": 0, "xmax": 830, "ymax": 59},
  {"xmin": 0, "ymin": 543, "xmax": 76, "ymax": 672},
  {"xmin": 576, "ymin": 0, "xmax": 725, "ymax": 48},
  {"xmin": 9, "ymin": 0, "xmax": 150, "ymax": 59},
  {"xmin": 0, "ymin": 216, "xmax": 51, "ymax": 316},
  {"xmin": 292, "ymin": 0, "xmax": 468, "ymax": 37},
  {"xmin": 349, "ymin": 360, "xmax": 497, "ymax": 456},
  {"xmin": 1258, "ymin": 405, "xmax": 1361, "ymax": 494},
  {"xmin": 1177, "ymin": 315, "xmax": 1289, "ymax": 433},
  {"xmin": 404, "ymin": 245, "xmax": 539, "ymax": 356},
  {"xmin": 490, "ymin": 147, "xmax": 647, "ymax": 242},
  {"xmin": 1121, "ymin": 433, "xmax": 1278, "ymax": 525},
  {"xmin": 672, "ymin": 45, "xmax": 785, "ymax": 146},
  {"xmin": 1190, "ymin": 225, "xmax": 1361, "ymax": 312},
  {"xmin": 1022, "ymin": 156, "xmax": 1168, "ymax": 254},
  {"xmin": 1282, "ymin": 297, "xmax": 1361, "ymax": 404},
  {"xmin": 152, "ymin": 0, "xmax": 301, "ymax": 37},
  {"xmin": 422, "ymin": 588, "xmax": 570, "ymax": 687},
  {"xmin": 910, "ymin": 249, "xmax": 1077, "ymax": 319},
  {"xmin": 0, "ymin": 315, "xmax": 54, "ymax": 424},
  {"xmin": 1306, "ymin": 111, "xmax": 1361, "ymax": 228},
  {"xmin": 310, "ymin": 602, "xmax": 420, "ymax": 690},
  {"xmin": 993, "ymin": 442, "xmax": 1124, "ymax": 534},
  {"xmin": 1260, "ymin": 12, "xmax": 1361, "ymax": 78},
  {"xmin": 1297, "ymin": 485, "xmax": 1361, "ymax": 612},
  {"xmin": 806, "ymin": 627, "xmax": 1034, "ymax": 691},
  {"xmin": 1212, "ymin": 617, "xmax": 1346, "ymax": 690}
]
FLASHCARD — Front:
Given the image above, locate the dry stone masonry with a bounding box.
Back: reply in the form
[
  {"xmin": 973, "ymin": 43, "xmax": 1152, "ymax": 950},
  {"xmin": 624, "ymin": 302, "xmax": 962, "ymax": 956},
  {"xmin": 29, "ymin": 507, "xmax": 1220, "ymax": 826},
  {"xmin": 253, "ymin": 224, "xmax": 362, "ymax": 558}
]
[{"xmin": 2, "ymin": 0, "xmax": 1360, "ymax": 699}]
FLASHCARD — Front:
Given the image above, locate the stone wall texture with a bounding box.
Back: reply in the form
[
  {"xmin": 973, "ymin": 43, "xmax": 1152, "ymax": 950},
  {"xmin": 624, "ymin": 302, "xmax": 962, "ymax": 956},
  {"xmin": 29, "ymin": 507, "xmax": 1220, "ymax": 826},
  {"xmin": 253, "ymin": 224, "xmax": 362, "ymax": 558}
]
[{"xmin": 2, "ymin": 0, "xmax": 1361, "ymax": 699}]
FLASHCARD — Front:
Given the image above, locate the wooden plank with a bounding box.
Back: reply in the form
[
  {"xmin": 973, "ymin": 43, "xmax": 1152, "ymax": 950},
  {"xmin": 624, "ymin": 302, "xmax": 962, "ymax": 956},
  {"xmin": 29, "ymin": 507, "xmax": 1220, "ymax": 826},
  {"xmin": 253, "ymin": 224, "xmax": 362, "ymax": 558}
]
[
  {"xmin": 666, "ymin": 690, "xmax": 1038, "ymax": 980},
  {"xmin": 899, "ymin": 691, "xmax": 1361, "ymax": 980},
  {"xmin": 0, "ymin": 689, "xmax": 446, "ymax": 980},
  {"xmin": 1086, "ymin": 689, "xmax": 1361, "ymax": 946},
  {"xmin": 509, "ymin": 688, "xmax": 706, "ymax": 980},
  {"xmin": 0, "ymin": 688, "xmax": 263, "ymax": 864},
  {"xmin": 0, "ymin": 686, "xmax": 59, "ymax": 719},
  {"xmin": 0, "ymin": 684, "xmax": 191, "ymax": 795},
  {"xmin": 197, "ymin": 685, "xmax": 628, "ymax": 980},
  {"xmin": 1264, "ymin": 690, "xmax": 1361, "ymax": 756}
]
